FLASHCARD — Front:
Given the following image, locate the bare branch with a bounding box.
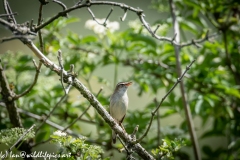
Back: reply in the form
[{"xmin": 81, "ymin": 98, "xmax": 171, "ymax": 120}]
[
  {"xmin": 0, "ymin": 35, "xmax": 32, "ymax": 44},
  {"xmin": 87, "ymin": 7, "xmax": 114, "ymax": 26},
  {"xmin": 3, "ymin": 0, "xmax": 17, "ymax": 24},
  {"xmin": 169, "ymin": 0, "xmax": 201, "ymax": 159},
  {"xmin": 37, "ymin": 3, "xmax": 44, "ymax": 53},
  {"xmin": 153, "ymin": 24, "xmax": 160, "ymax": 34},
  {"xmin": 0, "ymin": 12, "xmax": 17, "ymax": 18},
  {"xmin": 181, "ymin": 30, "xmax": 218, "ymax": 48},
  {"xmin": 0, "ymin": 18, "xmax": 37, "ymax": 36},
  {"xmin": 14, "ymin": 60, "xmax": 42, "ymax": 100},
  {"xmin": 120, "ymin": 8, "xmax": 127, "ymax": 21},
  {"xmin": 57, "ymin": 50, "xmax": 68, "ymax": 94},
  {"xmin": 0, "ymin": 60, "xmax": 33, "ymax": 159},
  {"xmin": 135, "ymin": 60, "xmax": 195, "ymax": 144},
  {"xmin": 15, "ymin": 0, "xmax": 216, "ymax": 47},
  {"xmin": 34, "ymin": 1, "xmax": 144, "ymax": 32},
  {"xmin": 23, "ymin": 41, "xmax": 154, "ymax": 159},
  {"xmin": 104, "ymin": 8, "xmax": 113, "ymax": 26},
  {"xmin": 38, "ymin": 0, "xmax": 49, "ymax": 5},
  {"xmin": 52, "ymin": 0, "xmax": 68, "ymax": 17},
  {"xmin": 15, "ymin": 107, "xmax": 82, "ymax": 138},
  {"xmin": 154, "ymin": 98, "xmax": 160, "ymax": 146},
  {"xmin": 30, "ymin": 19, "xmax": 34, "ymax": 31}
]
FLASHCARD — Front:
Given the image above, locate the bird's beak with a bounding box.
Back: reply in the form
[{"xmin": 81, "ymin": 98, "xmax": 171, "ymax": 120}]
[{"xmin": 125, "ymin": 82, "xmax": 132, "ymax": 86}]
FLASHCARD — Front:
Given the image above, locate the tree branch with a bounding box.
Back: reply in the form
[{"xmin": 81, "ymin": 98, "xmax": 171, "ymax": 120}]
[
  {"xmin": 169, "ymin": 0, "xmax": 201, "ymax": 159},
  {"xmin": 35, "ymin": 93, "xmax": 67, "ymax": 133},
  {"xmin": 134, "ymin": 60, "xmax": 195, "ymax": 144},
  {"xmin": 23, "ymin": 41, "xmax": 154, "ymax": 159},
  {"xmin": 0, "ymin": 61, "xmax": 33, "ymax": 160},
  {"xmin": 14, "ymin": 60, "xmax": 42, "ymax": 100},
  {"xmin": 0, "ymin": 1, "xmax": 216, "ymax": 48}
]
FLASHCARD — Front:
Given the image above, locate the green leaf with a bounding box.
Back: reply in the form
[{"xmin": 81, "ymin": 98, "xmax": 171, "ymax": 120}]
[
  {"xmin": 225, "ymin": 87, "xmax": 240, "ymax": 98},
  {"xmin": 81, "ymin": 36, "xmax": 98, "ymax": 44},
  {"xmin": 195, "ymin": 99, "xmax": 203, "ymax": 114},
  {"xmin": 128, "ymin": 33, "xmax": 157, "ymax": 48}
]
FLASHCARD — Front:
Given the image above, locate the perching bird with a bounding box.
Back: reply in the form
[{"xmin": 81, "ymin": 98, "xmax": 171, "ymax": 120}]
[{"xmin": 110, "ymin": 82, "xmax": 132, "ymax": 144}]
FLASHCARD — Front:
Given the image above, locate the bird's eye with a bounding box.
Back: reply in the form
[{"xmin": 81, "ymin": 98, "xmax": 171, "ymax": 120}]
[{"xmin": 118, "ymin": 84, "xmax": 124, "ymax": 87}]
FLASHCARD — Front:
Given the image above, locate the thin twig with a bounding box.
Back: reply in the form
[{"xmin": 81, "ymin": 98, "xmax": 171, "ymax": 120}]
[
  {"xmin": 24, "ymin": 41, "xmax": 155, "ymax": 159},
  {"xmin": 103, "ymin": 8, "xmax": 113, "ymax": 26},
  {"xmin": 65, "ymin": 64, "xmax": 75, "ymax": 93},
  {"xmin": 117, "ymin": 134, "xmax": 129, "ymax": 153},
  {"xmin": 0, "ymin": 18, "xmax": 37, "ymax": 36},
  {"xmin": 7, "ymin": 124, "xmax": 35, "ymax": 153},
  {"xmin": 3, "ymin": 0, "xmax": 17, "ymax": 24},
  {"xmin": 0, "ymin": 12, "xmax": 17, "ymax": 18},
  {"xmin": 52, "ymin": 0, "xmax": 68, "ymax": 17},
  {"xmin": 27, "ymin": 0, "xmax": 217, "ymax": 48},
  {"xmin": 30, "ymin": 19, "xmax": 34, "ymax": 31},
  {"xmin": 169, "ymin": 0, "xmax": 201, "ymax": 159},
  {"xmin": 35, "ymin": 94, "xmax": 67, "ymax": 133},
  {"xmin": 37, "ymin": 3, "xmax": 44, "ymax": 53},
  {"xmin": 120, "ymin": 9, "xmax": 127, "ymax": 21},
  {"xmin": 87, "ymin": 7, "xmax": 114, "ymax": 26},
  {"xmin": 57, "ymin": 50, "xmax": 67, "ymax": 94},
  {"xmin": 0, "ymin": 35, "xmax": 30, "ymax": 44},
  {"xmin": 63, "ymin": 87, "xmax": 103, "ymax": 131},
  {"xmin": 134, "ymin": 60, "xmax": 195, "ymax": 144},
  {"xmin": 6, "ymin": 1, "xmax": 16, "ymax": 24},
  {"xmin": 153, "ymin": 24, "xmax": 160, "ymax": 34},
  {"xmin": 154, "ymin": 98, "xmax": 160, "ymax": 146},
  {"xmin": 117, "ymin": 134, "xmax": 135, "ymax": 160},
  {"xmin": 14, "ymin": 60, "xmax": 42, "ymax": 100}
]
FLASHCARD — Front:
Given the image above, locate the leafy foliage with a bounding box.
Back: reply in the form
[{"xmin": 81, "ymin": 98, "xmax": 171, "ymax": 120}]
[
  {"xmin": 0, "ymin": 128, "xmax": 35, "ymax": 146},
  {"xmin": 152, "ymin": 138, "xmax": 186, "ymax": 160},
  {"xmin": 50, "ymin": 131, "xmax": 105, "ymax": 160}
]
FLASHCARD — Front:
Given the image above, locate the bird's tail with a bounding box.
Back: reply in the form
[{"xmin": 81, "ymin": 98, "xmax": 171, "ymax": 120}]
[{"xmin": 112, "ymin": 130, "xmax": 116, "ymax": 144}]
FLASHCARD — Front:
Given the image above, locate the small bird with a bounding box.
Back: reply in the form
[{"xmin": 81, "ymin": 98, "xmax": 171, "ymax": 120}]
[{"xmin": 110, "ymin": 82, "xmax": 132, "ymax": 144}]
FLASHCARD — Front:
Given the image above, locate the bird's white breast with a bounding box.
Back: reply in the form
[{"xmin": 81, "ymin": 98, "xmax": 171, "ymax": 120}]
[{"xmin": 110, "ymin": 92, "xmax": 128, "ymax": 122}]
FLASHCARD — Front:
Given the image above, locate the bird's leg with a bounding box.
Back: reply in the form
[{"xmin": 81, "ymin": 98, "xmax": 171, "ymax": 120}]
[{"xmin": 119, "ymin": 123, "xmax": 126, "ymax": 132}]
